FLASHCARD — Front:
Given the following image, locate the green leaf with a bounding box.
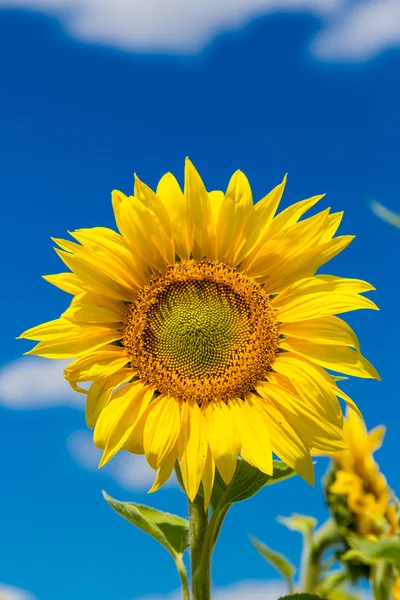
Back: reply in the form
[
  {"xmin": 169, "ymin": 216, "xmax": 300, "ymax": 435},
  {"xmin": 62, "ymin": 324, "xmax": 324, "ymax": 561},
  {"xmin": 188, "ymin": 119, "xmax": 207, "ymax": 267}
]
[
  {"xmin": 211, "ymin": 458, "xmax": 295, "ymax": 510},
  {"xmin": 278, "ymin": 595, "xmax": 325, "ymax": 599},
  {"xmin": 249, "ymin": 535, "xmax": 295, "ymax": 588},
  {"xmin": 278, "ymin": 514, "xmax": 317, "ymax": 536},
  {"xmin": 345, "ymin": 534, "xmax": 400, "ymax": 567},
  {"xmin": 103, "ymin": 491, "xmax": 189, "ymax": 557}
]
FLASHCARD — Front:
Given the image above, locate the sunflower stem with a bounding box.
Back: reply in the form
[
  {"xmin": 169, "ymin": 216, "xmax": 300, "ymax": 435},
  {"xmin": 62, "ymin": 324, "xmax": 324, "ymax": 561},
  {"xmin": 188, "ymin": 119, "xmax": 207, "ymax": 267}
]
[
  {"xmin": 300, "ymin": 518, "xmax": 341, "ymax": 593},
  {"xmin": 175, "ymin": 554, "xmax": 191, "ymax": 600},
  {"xmin": 189, "ymin": 494, "xmax": 210, "ymax": 600}
]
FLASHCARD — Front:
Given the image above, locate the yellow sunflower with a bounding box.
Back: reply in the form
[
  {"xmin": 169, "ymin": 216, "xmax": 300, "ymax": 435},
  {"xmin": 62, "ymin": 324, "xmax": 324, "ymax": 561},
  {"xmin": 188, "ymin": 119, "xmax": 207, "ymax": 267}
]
[
  {"xmin": 326, "ymin": 410, "xmax": 397, "ymax": 539},
  {"xmin": 19, "ymin": 158, "xmax": 379, "ymax": 506}
]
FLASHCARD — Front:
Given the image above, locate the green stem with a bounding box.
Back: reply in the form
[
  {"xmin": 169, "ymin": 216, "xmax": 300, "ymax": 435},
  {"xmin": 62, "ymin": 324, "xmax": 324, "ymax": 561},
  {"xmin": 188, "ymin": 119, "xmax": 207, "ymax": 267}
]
[
  {"xmin": 300, "ymin": 519, "xmax": 342, "ymax": 593},
  {"xmin": 371, "ymin": 561, "xmax": 392, "ymax": 600},
  {"xmin": 175, "ymin": 554, "xmax": 191, "ymax": 600},
  {"xmin": 189, "ymin": 494, "xmax": 210, "ymax": 600}
]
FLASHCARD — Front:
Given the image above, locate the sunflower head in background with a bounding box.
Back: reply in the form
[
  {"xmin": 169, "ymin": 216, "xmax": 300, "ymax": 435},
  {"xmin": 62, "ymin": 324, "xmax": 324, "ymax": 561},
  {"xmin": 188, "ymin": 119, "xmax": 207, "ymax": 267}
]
[
  {"xmin": 19, "ymin": 158, "xmax": 380, "ymax": 506},
  {"xmin": 325, "ymin": 410, "xmax": 397, "ymax": 540}
]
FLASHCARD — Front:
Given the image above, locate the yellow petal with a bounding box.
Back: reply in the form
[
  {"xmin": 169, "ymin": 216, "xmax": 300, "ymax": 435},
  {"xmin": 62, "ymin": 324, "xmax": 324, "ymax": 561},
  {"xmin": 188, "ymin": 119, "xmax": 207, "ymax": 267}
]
[
  {"xmin": 20, "ymin": 318, "xmax": 79, "ymax": 341},
  {"xmin": 143, "ymin": 394, "xmax": 181, "ymax": 470},
  {"xmin": 368, "ymin": 425, "xmax": 386, "ymax": 453},
  {"xmin": 256, "ymin": 397, "xmax": 314, "ymax": 485},
  {"xmin": 280, "ymin": 316, "xmax": 360, "ymax": 350},
  {"xmin": 70, "ymin": 227, "xmax": 148, "ymax": 287},
  {"xmin": 119, "ymin": 196, "xmax": 173, "ymax": 271},
  {"xmin": 280, "ymin": 339, "xmax": 380, "ymax": 380},
  {"xmin": 149, "ymin": 443, "xmax": 179, "ymax": 493},
  {"xmin": 178, "ymin": 401, "xmax": 208, "ymax": 502},
  {"xmin": 22, "ymin": 320, "xmax": 121, "ymax": 359},
  {"xmin": 274, "ymin": 276, "xmax": 378, "ymax": 322},
  {"xmin": 55, "ymin": 248, "xmax": 135, "ymax": 301},
  {"xmin": 259, "ymin": 236, "xmax": 355, "ymax": 294},
  {"xmin": 62, "ymin": 293, "xmax": 127, "ymax": 324},
  {"xmin": 134, "ymin": 174, "xmax": 175, "ymax": 261},
  {"xmin": 331, "ymin": 384, "xmax": 362, "ymax": 418},
  {"xmin": 124, "ymin": 393, "xmax": 164, "ymax": 454},
  {"xmin": 208, "ymin": 190, "xmax": 225, "ymax": 225},
  {"xmin": 230, "ymin": 395, "xmax": 273, "ymax": 475},
  {"xmin": 234, "ymin": 175, "xmax": 287, "ymax": 266},
  {"xmin": 205, "ymin": 399, "xmax": 239, "ymax": 485},
  {"xmin": 215, "ymin": 170, "xmax": 254, "ymax": 264},
  {"xmin": 97, "ymin": 382, "xmax": 153, "ymax": 467},
  {"xmin": 255, "ymin": 380, "xmax": 347, "ymax": 452},
  {"xmin": 268, "ymin": 193, "xmax": 325, "ymax": 236},
  {"xmin": 184, "ymin": 157, "xmax": 213, "ymax": 259},
  {"xmin": 156, "ymin": 172, "xmax": 191, "ymax": 260},
  {"xmin": 85, "ymin": 369, "xmax": 134, "ymax": 428},
  {"xmin": 42, "ymin": 272, "xmax": 85, "ymax": 295},
  {"xmin": 320, "ymin": 211, "xmax": 343, "ymax": 242},
  {"xmin": 243, "ymin": 208, "xmax": 330, "ymax": 278},
  {"xmin": 273, "ymin": 353, "xmax": 343, "ymax": 427},
  {"xmin": 201, "ymin": 446, "xmax": 215, "ymax": 509},
  {"xmin": 64, "ymin": 345, "xmax": 129, "ymax": 382}
]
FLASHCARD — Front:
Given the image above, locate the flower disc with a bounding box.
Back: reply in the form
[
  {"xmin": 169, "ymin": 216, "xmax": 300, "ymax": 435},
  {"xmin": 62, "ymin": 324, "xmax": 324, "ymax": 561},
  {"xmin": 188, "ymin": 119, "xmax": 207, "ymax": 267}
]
[{"xmin": 122, "ymin": 260, "xmax": 279, "ymax": 404}]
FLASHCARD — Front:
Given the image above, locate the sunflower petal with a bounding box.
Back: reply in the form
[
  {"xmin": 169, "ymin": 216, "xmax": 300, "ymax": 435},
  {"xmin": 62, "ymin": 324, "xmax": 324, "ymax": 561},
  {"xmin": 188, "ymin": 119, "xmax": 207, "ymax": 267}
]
[
  {"xmin": 215, "ymin": 170, "xmax": 253, "ymax": 264},
  {"xmin": 256, "ymin": 396, "xmax": 314, "ymax": 485},
  {"xmin": 256, "ymin": 380, "xmax": 347, "ymax": 452},
  {"xmin": 184, "ymin": 157, "xmax": 213, "ymax": 259},
  {"xmin": 280, "ymin": 339, "xmax": 380, "ymax": 380},
  {"xmin": 144, "ymin": 394, "xmax": 181, "ymax": 470},
  {"xmin": 85, "ymin": 369, "xmax": 134, "ymax": 429},
  {"xmin": 149, "ymin": 443, "xmax": 179, "ymax": 493},
  {"xmin": 178, "ymin": 401, "xmax": 208, "ymax": 502},
  {"xmin": 280, "ymin": 316, "xmax": 360, "ymax": 350},
  {"xmin": 205, "ymin": 399, "xmax": 239, "ymax": 485},
  {"xmin": 97, "ymin": 383, "xmax": 153, "ymax": 467},
  {"xmin": 230, "ymin": 395, "xmax": 273, "ymax": 475},
  {"xmin": 201, "ymin": 446, "xmax": 216, "ymax": 510},
  {"xmin": 234, "ymin": 175, "xmax": 287, "ymax": 265},
  {"xmin": 156, "ymin": 172, "xmax": 191, "ymax": 260},
  {"xmin": 42, "ymin": 272, "xmax": 85, "ymax": 295}
]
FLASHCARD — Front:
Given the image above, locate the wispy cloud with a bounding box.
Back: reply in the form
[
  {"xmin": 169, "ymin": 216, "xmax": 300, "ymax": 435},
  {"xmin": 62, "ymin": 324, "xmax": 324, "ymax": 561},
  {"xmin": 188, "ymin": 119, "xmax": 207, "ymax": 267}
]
[
  {"xmin": 369, "ymin": 199, "xmax": 400, "ymax": 229},
  {"xmin": 311, "ymin": 0, "xmax": 400, "ymax": 61},
  {"xmin": 137, "ymin": 579, "xmax": 287, "ymax": 600},
  {"xmin": 68, "ymin": 430, "xmax": 178, "ymax": 493},
  {"xmin": 0, "ymin": 0, "xmax": 339, "ymax": 53},
  {"xmin": 0, "ymin": 583, "xmax": 37, "ymax": 600},
  {"xmin": 0, "ymin": 356, "xmax": 82, "ymax": 410},
  {"xmin": 1, "ymin": 0, "xmax": 399, "ymax": 61}
]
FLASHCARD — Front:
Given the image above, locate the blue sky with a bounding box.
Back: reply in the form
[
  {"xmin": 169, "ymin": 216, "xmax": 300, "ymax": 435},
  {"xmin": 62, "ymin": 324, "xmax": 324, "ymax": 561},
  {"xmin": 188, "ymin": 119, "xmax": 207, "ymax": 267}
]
[{"xmin": 0, "ymin": 3, "xmax": 399, "ymax": 600}]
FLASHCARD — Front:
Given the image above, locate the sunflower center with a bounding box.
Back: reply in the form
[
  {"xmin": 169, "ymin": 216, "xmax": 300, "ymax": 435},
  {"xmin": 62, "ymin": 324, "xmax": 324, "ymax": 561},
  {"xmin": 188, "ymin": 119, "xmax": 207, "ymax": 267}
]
[{"xmin": 122, "ymin": 260, "xmax": 279, "ymax": 404}]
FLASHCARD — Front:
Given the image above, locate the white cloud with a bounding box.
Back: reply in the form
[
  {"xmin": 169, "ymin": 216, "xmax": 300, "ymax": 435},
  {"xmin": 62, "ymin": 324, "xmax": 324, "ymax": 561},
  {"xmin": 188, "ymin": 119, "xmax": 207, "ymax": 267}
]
[
  {"xmin": 311, "ymin": 0, "xmax": 400, "ymax": 61},
  {"xmin": 0, "ymin": 583, "xmax": 37, "ymax": 600},
  {"xmin": 1, "ymin": 0, "xmax": 400, "ymax": 61},
  {"xmin": 137, "ymin": 580, "xmax": 287, "ymax": 600},
  {"xmin": 68, "ymin": 430, "xmax": 178, "ymax": 492},
  {"xmin": 0, "ymin": 356, "xmax": 84, "ymax": 410},
  {"xmin": 0, "ymin": 0, "xmax": 342, "ymax": 54}
]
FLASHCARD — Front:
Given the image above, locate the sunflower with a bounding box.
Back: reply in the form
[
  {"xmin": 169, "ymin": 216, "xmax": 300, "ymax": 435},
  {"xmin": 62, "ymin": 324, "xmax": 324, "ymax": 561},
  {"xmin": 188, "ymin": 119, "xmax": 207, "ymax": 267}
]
[
  {"xmin": 19, "ymin": 158, "xmax": 379, "ymax": 506},
  {"xmin": 325, "ymin": 410, "xmax": 397, "ymax": 539}
]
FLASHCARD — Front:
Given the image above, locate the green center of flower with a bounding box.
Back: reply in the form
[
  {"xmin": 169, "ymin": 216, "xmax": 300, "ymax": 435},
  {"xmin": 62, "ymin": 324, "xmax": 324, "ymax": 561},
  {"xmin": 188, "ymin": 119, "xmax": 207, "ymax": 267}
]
[{"xmin": 122, "ymin": 260, "xmax": 279, "ymax": 404}]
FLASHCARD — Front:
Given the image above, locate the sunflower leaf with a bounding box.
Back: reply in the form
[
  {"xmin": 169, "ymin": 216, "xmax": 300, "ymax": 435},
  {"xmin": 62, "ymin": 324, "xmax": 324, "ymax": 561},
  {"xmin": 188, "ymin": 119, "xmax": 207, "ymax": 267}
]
[
  {"xmin": 249, "ymin": 535, "xmax": 295, "ymax": 589},
  {"xmin": 345, "ymin": 534, "xmax": 400, "ymax": 567},
  {"xmin": 102, "ymin": 491, "xmax": 189, "ymax": 557},
  {"xmin": 278, "ymin": 513, "xmax": 317, "ymax": 536},
  {"xmin": 211, "ymin": 459, "xmax": 295, "ymax": 509}
]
